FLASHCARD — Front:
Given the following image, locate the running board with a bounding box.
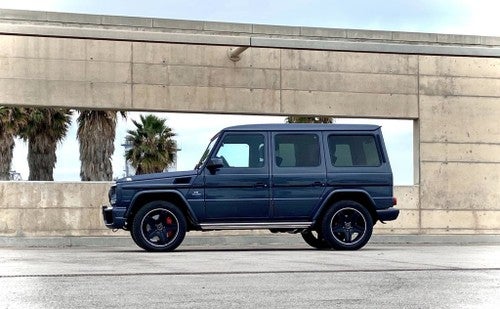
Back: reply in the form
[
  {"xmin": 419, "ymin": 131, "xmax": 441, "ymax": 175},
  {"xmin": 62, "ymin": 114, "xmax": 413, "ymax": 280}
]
[{"xmin": 200, "ymin": 222, "xmax": 312, "ymax": 230}]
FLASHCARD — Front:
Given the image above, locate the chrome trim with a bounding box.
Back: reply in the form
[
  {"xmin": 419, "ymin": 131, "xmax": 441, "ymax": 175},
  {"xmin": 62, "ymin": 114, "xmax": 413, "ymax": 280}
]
[{"xmin": 200, "ymin": 222, "xmax": 312, "ymax": 230}]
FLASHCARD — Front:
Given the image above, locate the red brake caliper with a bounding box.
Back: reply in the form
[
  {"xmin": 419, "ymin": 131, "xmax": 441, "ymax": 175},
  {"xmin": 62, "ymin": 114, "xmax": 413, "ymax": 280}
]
[{"xmin": 166, "ymin": 216, "xmax": 173, "ymax": 238}]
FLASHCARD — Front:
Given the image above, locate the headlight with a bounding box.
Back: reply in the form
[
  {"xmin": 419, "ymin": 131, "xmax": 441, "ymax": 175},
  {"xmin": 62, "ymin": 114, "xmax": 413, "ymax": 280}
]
[{"xmin": 109, "ymin": 185, "xmax": 117, "ymax": 205}]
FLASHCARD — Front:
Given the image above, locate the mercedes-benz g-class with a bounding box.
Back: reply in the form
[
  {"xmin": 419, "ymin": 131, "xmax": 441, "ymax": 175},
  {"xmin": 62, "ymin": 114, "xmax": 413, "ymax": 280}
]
[{"xmin": 102, "ymin": 124, "xmax": 399, "ymax": 251}]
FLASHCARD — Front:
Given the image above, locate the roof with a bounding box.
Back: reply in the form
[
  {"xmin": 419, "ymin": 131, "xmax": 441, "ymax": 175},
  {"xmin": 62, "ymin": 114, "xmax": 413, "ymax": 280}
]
[{"xmin": 223, "ymin": 123, "xmax": 380, "ymax": 132}]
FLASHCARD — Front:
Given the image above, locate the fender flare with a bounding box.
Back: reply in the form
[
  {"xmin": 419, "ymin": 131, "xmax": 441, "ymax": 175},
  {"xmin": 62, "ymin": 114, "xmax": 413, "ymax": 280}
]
[
  {"xmin": 313, "ymin": 189, "xmax": 378, "ymax": 222},
  {"xmin": 125, "ymin": 189, "xmax": 199, "ymax": 225}
]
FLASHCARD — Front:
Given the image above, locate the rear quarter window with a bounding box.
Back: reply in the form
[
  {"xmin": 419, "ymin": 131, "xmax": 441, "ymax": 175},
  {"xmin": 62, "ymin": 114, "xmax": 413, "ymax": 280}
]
[{"xmin": 328, "ymin": 135, "xmax": 381, "ymax": 167}]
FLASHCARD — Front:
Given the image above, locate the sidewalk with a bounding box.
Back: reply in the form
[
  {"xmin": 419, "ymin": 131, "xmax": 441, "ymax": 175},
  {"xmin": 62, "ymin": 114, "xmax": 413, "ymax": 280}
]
[{"xmin": 1, "ymin": 233, "xmax": 500, "ymax": 248}]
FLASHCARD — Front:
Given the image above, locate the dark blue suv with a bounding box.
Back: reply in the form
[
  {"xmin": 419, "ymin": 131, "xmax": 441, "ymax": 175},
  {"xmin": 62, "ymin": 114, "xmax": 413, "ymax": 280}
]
[{"xmin": 103, "ymin": 124, "xmax": 399, "ymax": 251}]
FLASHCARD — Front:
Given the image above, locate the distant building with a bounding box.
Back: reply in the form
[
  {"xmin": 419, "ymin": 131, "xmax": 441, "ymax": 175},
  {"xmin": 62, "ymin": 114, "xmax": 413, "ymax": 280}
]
[{"xmin": 9, "ymin": 171, "xmax": 22, "ymax": 181}]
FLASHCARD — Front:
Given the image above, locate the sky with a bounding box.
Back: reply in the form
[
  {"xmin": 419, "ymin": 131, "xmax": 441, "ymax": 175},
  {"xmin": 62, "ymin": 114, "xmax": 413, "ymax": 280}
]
[
  {"xmin": 1, "ymin": 0, "xmax": 499, "ymax": 36},
  {"xmin": 2, "ymin": 0, "xmax": 499, "ymax": 185}
]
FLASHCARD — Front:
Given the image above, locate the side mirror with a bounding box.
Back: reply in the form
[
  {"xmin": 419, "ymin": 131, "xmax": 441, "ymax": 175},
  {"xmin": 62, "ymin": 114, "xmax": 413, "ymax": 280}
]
[{"xmin": 206, "ymin": 157, "xmax": 224, "ymax": 174}]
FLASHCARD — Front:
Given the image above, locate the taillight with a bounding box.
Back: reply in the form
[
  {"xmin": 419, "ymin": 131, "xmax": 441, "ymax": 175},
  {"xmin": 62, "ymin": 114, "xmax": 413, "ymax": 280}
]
[{"xmin": 392, "ymin": 197, "xmax": 398, "ymax": 206}]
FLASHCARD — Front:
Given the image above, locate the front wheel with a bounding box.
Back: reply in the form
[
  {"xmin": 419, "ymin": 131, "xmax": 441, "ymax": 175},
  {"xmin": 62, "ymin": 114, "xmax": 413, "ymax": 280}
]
[
  {"xmin": 321, "ymin": 200, "xmax": 373, "ymax": 250},
  {"xmin": 301, "ymin": 230, "xmax": 331, "ymax": 250},
  {"xmin": 131, "ymin": 201, "xmax": 186, "ymax": 252}
]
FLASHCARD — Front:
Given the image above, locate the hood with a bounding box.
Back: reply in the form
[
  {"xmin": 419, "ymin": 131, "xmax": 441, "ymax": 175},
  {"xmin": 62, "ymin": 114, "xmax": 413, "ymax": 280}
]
[{"xmin": 116, "ymin": 170, "xmax": 198, "ymax": 183}]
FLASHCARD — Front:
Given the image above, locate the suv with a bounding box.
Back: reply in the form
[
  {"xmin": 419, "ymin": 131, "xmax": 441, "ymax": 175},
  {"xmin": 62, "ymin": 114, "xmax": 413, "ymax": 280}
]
[{"xmin": 103, "ymin": 124, "xmax": 399, "ymax": 251}]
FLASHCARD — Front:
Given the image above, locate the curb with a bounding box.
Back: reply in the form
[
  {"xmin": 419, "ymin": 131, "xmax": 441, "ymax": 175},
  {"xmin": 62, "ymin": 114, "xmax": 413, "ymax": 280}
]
[{"xmin": 1, "ymin": 234, "xmax": 500, "ymax": 248}]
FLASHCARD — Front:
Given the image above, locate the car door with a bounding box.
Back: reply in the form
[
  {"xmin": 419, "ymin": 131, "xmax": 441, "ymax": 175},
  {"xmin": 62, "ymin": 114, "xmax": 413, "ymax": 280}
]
[
  {"xmin": 271, "ymin": 132, "xmax": 327, "ymax": 219},
  {"xmin": 325, "ymin": 131, "xmax": 393, "ymax": 208},
  {"xmin": 204, "ymin": 132, "xmax": 271, "ymax": 221}
]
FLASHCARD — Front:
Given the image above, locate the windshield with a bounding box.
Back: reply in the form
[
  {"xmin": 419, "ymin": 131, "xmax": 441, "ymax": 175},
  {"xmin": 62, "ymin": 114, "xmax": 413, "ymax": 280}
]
[{"xmin": 195, "ymin": 133, "xmax": 220, "ymax": 169}]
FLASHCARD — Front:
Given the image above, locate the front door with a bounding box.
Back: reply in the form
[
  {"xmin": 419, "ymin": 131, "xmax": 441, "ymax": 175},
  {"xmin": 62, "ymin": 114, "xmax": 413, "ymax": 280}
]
[{"xmin": 204, "ymin": 132, "xmax": 271, "ymax": 220}]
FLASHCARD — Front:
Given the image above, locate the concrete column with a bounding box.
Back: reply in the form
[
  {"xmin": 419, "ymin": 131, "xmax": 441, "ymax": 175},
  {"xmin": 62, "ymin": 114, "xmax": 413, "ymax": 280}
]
[{"xmin": 418, "ymin": 56, "xmax": 500, "ymax": 234}]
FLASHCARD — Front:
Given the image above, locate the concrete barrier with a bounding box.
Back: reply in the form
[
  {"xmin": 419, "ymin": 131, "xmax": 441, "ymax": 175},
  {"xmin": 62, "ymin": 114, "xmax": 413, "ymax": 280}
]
[{"xmin": 0, "ymin": 182, "xmax": 489, "ymax": 237}]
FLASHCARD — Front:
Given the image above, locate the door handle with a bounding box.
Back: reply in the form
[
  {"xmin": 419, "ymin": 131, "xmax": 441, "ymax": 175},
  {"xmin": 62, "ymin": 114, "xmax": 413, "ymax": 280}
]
[
  {"xmin": 254, "ymin": 182, "xmax": 268, "ymax": 188},
  {"xmin": 312, "ymin": 181, "xmax": 325, "ymax": 187}
]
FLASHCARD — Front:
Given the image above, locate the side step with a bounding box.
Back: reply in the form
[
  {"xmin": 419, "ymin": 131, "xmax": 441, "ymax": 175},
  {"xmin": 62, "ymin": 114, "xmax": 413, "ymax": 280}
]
[{"xmin": 199, "ymin": 222, "xmax": 313, "ymax": 230}]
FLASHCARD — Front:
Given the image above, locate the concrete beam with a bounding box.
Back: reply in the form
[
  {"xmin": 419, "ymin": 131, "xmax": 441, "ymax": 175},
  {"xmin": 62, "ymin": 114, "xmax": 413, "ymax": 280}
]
[
  {"xmin": 1, "ymin": 9, "xmax": 499, "ymax": 57},
  {"xmin": 0, "ymin": 23, "xmax": 250, "ymax": 46},
  {"xmin": 2, "ymin": 9, "xmax": 499, "ymax": 45},
  {"xmin": 251, "ymin": 37, "xmax": 500, "ymax": 57}
]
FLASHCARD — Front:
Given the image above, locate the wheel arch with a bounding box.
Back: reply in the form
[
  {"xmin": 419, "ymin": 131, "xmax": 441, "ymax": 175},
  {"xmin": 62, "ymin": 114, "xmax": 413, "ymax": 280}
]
[
  {"xmin": 314, "ymin": 189, "xmax": 378, "ymax": 225},
  {"xmin": 125, "ymin": 190, "xmax": 199, "ymax": 230}
]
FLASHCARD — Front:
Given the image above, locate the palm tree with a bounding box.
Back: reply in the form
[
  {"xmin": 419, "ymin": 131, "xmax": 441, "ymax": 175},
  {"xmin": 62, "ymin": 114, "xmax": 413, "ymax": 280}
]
[
  {"xmin": 18, "ymin": 108, "xmax": 72, "ymax": 181},
  {"xmin": 77, "ymin": 110, "xmax": 126, "ymax": 181},
  {"xmin": 0, "ymin": 107, "xmax": 26, "ymax": 180},
  {"xmin": 286, "ymin": 116, "xmax": 335, "ymax": 123},
  {"xmin": 125, "ymin": 114, "xmax": 177, "ymax": 175}
]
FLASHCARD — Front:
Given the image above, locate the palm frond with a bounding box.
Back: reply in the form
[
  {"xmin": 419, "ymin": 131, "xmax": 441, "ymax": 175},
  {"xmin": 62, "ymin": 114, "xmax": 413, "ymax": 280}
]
[{"xmin": 125, "ymin": 114, "xmax": 177, "ymax": 175}]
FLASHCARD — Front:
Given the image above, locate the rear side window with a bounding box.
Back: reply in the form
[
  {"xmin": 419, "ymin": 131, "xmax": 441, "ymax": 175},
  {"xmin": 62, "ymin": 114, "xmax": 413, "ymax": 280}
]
[
  {"xmin": 275, "ymin": 134, "xmax": 321, "ymax": 167},
  {"xmin": 328, "ymin": 135, "xmax": 381, "ymax": 167}
]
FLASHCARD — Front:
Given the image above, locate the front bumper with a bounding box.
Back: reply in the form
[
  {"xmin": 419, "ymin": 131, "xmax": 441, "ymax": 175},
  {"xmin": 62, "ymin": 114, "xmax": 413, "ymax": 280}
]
[
  {"xmin": 102, "ymin": 205, "xmax": 114, "ymax": 228},
  {"xmin": 102, "ymin": 205, "xmax": 126, "ymax": 229},
  {"xmin": 376, "ymin": 207, "xmax": 400, "ymax": 222}
]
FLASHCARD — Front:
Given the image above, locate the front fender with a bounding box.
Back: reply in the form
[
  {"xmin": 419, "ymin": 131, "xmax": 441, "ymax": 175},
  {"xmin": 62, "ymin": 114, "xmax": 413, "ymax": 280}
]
[{"xmin": 125, "ymin": 189, "xmax": 199, "ymax": 225}]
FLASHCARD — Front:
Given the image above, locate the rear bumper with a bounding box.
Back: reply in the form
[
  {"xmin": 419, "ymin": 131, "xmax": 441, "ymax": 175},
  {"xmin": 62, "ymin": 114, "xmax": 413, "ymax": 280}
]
[{"xmin": 376, "ymin": 207, "xmax": 400, "ymax": 222}]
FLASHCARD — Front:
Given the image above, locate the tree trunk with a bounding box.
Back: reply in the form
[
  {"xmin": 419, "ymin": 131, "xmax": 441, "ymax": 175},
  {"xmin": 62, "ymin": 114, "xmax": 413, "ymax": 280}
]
[
  {"xmin": 0, "ymin": 132, "xmax": 14, "ymax": 180},
  {"xmin": 28, "ymin": 135, "xmax": 57, "ymax": 181},
  {"xmin": 78, "ymin": 112, "xmax": 116, "ymax": 181},
  {"xmin": 79, "ymin": 129, "xmax": 114, "ymax": 181}
]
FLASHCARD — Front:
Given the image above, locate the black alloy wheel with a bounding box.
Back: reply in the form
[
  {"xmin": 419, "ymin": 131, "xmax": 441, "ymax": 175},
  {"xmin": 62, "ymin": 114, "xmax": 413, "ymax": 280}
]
[
  {"xmin": 322, "ymin": 200, "xmax": 373, "ymax": 250},
  {"xmin": 131, "ymin": 201, "xmax": 186, "ymax": 252}
]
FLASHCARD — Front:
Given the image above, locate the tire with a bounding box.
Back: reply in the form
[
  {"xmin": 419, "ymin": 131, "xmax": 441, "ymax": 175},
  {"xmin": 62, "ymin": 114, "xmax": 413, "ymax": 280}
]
[
  {"xmin": 321, "ymin": 200, "xmax": 373, "ymax": 250},
  {"xmin": 130, "ymin": 228, "xmax": 146, "ymax": 250},
  {"xmin": 301, "ymin": 230, "xmax": 331, "ymax": 250},
  {"xmin": 131, "ymin": 201, "xmax": 186, "ymax": 252}
]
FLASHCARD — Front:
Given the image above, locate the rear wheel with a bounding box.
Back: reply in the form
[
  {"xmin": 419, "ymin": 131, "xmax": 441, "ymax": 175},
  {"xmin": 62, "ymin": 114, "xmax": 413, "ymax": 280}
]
[
  {"xmin": 131, "ymin": 201, "xmax": 186, "ymax": 252},
  {"xmin": 321, "ymin": 200, "xmax": 373, "ymax": 250},
  {"xmin": 301, "ymin": 230, "xmax": 331, "ymax": 250}
]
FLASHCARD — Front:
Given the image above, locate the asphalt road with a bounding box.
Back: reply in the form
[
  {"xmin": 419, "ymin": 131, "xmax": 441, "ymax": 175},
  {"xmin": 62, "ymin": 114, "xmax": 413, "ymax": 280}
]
[{"xmin": 0, "ymin": 243, "xmax": 499, "ymax": 308}]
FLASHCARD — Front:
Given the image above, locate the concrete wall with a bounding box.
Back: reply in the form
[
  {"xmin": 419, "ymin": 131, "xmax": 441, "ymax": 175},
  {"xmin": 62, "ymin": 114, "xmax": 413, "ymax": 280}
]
[
  {"xmin": 0, "ymin": 182, "xmax": 114, "ymax": 236},
  {"xmin": 0, "ymin": 35, "xmax": 418, "ymax": 119},
  {"xmin": 0, "ymin": 10, "xmax": 499, "ymax": 237},
  {"xmin": 418, "ymin": 56, "xmax": 500, "ymax": 234},
  {"xmin": 0, "ymin": 182, "xmax": 415, "ymax": 237}
]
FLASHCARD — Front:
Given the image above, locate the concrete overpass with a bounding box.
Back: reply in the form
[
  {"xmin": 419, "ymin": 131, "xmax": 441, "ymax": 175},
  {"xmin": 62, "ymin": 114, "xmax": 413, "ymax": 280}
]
[{"xmin": 0, "ymin": 9, "xmax": 499, "ymax": 239}]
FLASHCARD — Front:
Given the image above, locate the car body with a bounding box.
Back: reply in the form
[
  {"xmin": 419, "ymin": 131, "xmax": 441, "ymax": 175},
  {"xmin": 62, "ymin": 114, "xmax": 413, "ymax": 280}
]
[{"xmin": 102, "ymin": 123, "xmax": 399, "ymax": 251}]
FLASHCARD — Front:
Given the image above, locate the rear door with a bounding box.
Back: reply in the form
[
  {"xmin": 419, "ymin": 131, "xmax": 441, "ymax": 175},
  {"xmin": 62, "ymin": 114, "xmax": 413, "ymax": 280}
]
[
  {"xmin": 324, "ymin": 130, "xmax": 393, "ymax": 209},
  {"xmin": 271, "ymin": 132, "xmax": 326, "ymax": 220}
]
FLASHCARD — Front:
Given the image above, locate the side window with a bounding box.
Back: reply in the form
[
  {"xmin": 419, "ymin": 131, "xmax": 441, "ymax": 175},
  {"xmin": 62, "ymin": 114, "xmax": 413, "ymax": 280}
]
[
  {"xmin": 275, "ymin": 134, "xmax": 321, "ymax": 167},
  {"xmin": 328, "ymin": 135, "xmax": 381, "ymax": 167},
  {"xmin": 214, "ymin": 133, "xmax": 265, "ymax": 168}
]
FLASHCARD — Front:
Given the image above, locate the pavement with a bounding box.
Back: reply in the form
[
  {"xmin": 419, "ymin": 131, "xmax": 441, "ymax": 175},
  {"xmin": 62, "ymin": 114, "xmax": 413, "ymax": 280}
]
[{"xmin": 0, "ymin": 238, "xmax": 499, "ymax": 308}]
